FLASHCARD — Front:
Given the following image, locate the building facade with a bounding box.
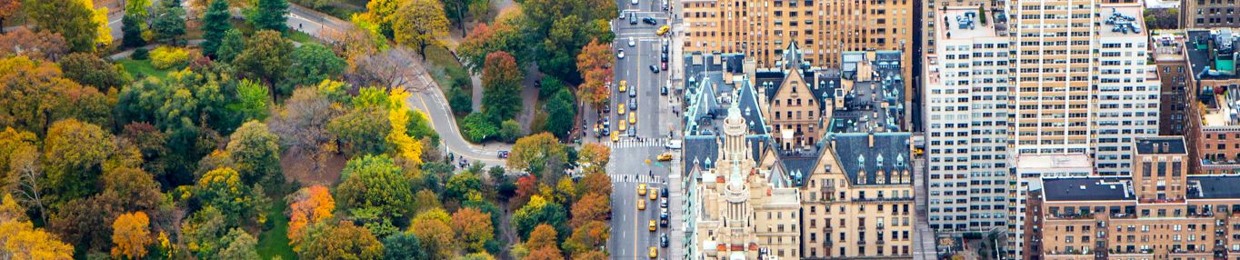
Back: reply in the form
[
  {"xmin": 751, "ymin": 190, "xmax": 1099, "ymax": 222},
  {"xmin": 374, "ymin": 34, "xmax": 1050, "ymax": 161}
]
[
  {"xmin": 1153, "ymin": 31, "xmax": 1194, "ymax": 136},
  {"xmin": 1184, "ymin": 29, "xmax": 1240, "ymax": 174},
  {"xmin": 1180, "ymin": 0, "xmax": 1240, "ymax": 29},
  {"xmin": 1011, "ymin": 154, "xmax": 1094, "ymax": 259}
]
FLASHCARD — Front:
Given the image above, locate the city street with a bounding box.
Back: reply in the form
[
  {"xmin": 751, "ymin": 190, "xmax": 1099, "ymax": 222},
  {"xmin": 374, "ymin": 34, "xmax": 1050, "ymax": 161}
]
[{"xmin": 602, "ymin": 0, "xmax": 678, "ymax": 258}]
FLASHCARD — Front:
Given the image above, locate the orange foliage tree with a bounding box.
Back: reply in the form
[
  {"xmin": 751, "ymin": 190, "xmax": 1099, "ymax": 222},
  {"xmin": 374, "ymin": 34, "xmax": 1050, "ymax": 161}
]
[
  {"xmin": 287, "ymin": 185, "xmax": 335, "ymax": 244},
  {"xmin": 575, "ymin": 39, "xmax": 613, "ymax": 109},
  {"xmin": 111, "ymin": 211, "xmax": 153, "ymax": 259},
  {"xmin": 569, "ymin": 193, "xmax": 610, "ymax": 227},
  {"xmin": 451, "ymin": 207, "xmax": 494, "ymax": 252}
]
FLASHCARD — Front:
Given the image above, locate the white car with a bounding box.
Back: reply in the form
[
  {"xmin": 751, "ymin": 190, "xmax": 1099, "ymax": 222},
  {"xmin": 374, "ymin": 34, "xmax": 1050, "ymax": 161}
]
[
  {"xmin": 617, "ymin": 49, "xmax": 625, "ymax": 59},
  {"xmin": 628, "ymin": 37, "xmax": 636, "ymax": 47},
  {"xmin": 631, "ymin": 0, "xmax": 638, "ymax": 5}
]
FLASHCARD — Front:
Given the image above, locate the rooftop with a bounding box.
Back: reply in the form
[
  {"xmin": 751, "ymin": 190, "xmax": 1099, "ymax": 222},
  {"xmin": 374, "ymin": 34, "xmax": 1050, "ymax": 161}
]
[
  {"xmin": 1151, "ymin": 30, "xmax": 1187, "ymax": 62},
  {"xmin": 827, "ymin": 51, "xmax": 906, "ymax": 134},
  {"xmin": 1186, "ymin": 29, "xmax": 1239, "ymax": 82},
  {"xmin": 1134, "ymin": 136, "xmax": 1187, "ymax": 155},
  {"xmin": 830, "ymin": 132, "xmax": 913, "ymax": 186},
  {"xmin": 682, "ymin": 134, "xmax": 771, "ymax": 176},
  {"xmin": 936, "ymin": 6, "xmax": 1004, "ymax": 41},
  {"xmin": 1042, "ymin": 177, "xmax": 1133, "ymax": 202},
  {"xmin": 1097, "ymin": 5, "xmax": 1147, "ymax": 37},
  {"xmin": 1015, "ymin": 154, "xmax": 1094, "ymax": 171},
  {"xmin": 1187, "ymin": 175, "xmax": 1240, "ymax": 199}
]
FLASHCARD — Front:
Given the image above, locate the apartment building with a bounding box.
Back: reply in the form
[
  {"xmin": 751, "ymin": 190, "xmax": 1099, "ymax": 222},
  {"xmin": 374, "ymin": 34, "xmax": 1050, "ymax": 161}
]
[
  {"xmin": 1029, "ymin": 136, "xmax": 1240, "ymax": 259},
  {"xmin": 756, "ymin": 43, "xmax": 825, "ymax": 151},
  {"xmin": 1010, "ymin": 154, "xmax": 1094, "ymax": 259},
  {"xmin": 924, "ymin": 6, "xmax": 1013, "ymax": 234},
  {"xmin": 1180, "ymin": 0, "xmax": 1240, "ymax": 29},
  {"xmin": 1152, "ymin": 31, "xmax": 1194, "ymax": 136},
  {"xmin": 678, "ymin": 0, "xmax": 916, "ymax": 127},
  {"xmin": 1184, "ymin": 29, "xmax": 1240, "ymax": 174}
]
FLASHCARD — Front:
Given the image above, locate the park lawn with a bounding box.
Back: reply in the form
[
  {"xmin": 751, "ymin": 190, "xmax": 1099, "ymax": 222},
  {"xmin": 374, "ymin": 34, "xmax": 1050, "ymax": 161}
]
[
  {"xmin": 117, "ymin": 59, "xmax": 171, "ymax": 80},
  {"xmin": 257, "ymin": 199, "xmax": 296, "ymax": 260},
  {"xmin": 425, "ymin": 45, "xmax": 470, "ymax": 94},
  {"xmin": 288, "ymin": 31, "xmax": 317, "ymax": 44}
]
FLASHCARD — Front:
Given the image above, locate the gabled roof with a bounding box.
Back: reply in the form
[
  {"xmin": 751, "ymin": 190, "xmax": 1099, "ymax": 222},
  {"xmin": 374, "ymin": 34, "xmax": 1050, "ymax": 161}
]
[
  {"xmin": 830, "ymin": 132, "xmax": 912, "ymax": 186},
  {"xmin": 682, "ymin": 135, "xmax": 772, "ymax": 176}
]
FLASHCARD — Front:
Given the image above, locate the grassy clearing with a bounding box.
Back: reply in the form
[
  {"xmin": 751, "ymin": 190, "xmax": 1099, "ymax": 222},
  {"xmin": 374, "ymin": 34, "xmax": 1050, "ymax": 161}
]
[
  {"xmin": 288, "ymin": 31, "xmax": 317, "ymax": 44},
  {"xmin": 117, "ymin": 59, "xmax": 171, "ymax": 80},
  {"xmin": 256, "ymin": 198, "xmax": 296, "ymax": 259},
  {"xmin": 425, "ymin": 45, "xmax": 471, "ymax": 94}
]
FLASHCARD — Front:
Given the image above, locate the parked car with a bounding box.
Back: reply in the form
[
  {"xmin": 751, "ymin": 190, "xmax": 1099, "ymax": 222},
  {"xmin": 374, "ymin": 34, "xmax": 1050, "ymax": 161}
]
[
  {"xmin": 660, "ymin": 233, "xmax": 669, "ymax": 248},
  {"xmin": 660, "ymin": 85, "xmax": 668, "ymax": 96},
  {"xmin": 660, "ymin": 197, "xmax": 668, "ymax": 208},
  {"xmin": 497, "ymin": 150, "xmax": 510, "ymax": 159},
  {"xmin": 661, "ymin": 52, "xmax": 668, "ymax": 62}
]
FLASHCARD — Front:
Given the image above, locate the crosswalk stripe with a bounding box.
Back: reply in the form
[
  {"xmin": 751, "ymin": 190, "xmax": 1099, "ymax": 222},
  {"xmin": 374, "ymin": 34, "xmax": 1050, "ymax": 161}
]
[
  {"xmin": 607, "ymin": 174, "xmax": 664, "ymax": 184},
  {"xmin": 604, "ymin": 138, "xmax": 669, "ymax": 149}
]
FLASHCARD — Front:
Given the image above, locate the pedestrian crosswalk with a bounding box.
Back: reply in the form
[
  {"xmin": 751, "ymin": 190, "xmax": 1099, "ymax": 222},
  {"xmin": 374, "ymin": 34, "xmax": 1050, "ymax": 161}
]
[
  {"xmin": 606, "ymin": 138, "xmax": 669, "ymax": 149},
  {"xmin": 609, "ymin": 174, "xmax": 665, "ymax": 184}
]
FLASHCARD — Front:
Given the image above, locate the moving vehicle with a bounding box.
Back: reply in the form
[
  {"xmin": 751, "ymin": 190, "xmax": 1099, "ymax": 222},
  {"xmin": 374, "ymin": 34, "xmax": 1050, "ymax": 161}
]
[
  {"xmin": 648, "ymin": 220, "xmax": 657, "ymax": 231},
  {"xmin": 649, "ymin": 64, "xmax": 660, "ymax": 73},
  {"xmin": 665, "ymin": 139, "xmax": 682, "ymax": 149},
  {"xmin": 628, "ymin": 37, "xmax": 636, "ymax": 46},
  {"xmin": 611, "ymin": 131, "xmax": 619, "ymax": 142},
  {"xmin": 629, "ymin": 112, "xmax": 637, "ymax": 125},
  {"xmin": 618, "ymin": 102, "xmax": 626, "ymax": 115},
  {"xmin": 649, "ymin": 188, "xmax": 658, "ymax": 200},
  {"xmin": 656, "ymin": 25, "xmax": 670, "ymax": 36},
  {"xmin": 642, "ymin": 17, "xmax": 658, "ymax": 25},
  {"xmin": 637, "ymin": 199, "xmax": 646, "ymax": 210},
  {"xmin": 629, "ymin": 14, "xmax": 637, "ymax": 25},
  {"xmin": 629, "ymin": 87, "xmax": 636, "ymax": 97},
  {"xmin": 638, "ymin": 183, "xmax": 647, "ymax": 195},
  {"xmin": 657, "ymin": 152, "xmax": 673, "ymax": 161},
  {"xmin": 497, "ymin": 151, "xmax": 510, "ymax": 159},
  {"xmin": 649, "ymin": 247, "xmax": 658, "ymax": 259},
  {"xmin": 660, "ymin": 85, "xmax": 668, "ymax": 96},
  {"xmin": 619, "ymin": 120, "xmax": 627, "ymax": 131},
  {"xmin": 617, "ymin": 49, "xmax": 625, "ymax": 59},
  {"xmin": 619, "ymin": 80, "xmax": 627, "ymax": 92},
  {"xmin": 628, "ymin": 99, "xmax": 637, "ymax": 111},
  {"xmin": 627, "ymin": 128, "xmax": 636, "ymax": 137}
]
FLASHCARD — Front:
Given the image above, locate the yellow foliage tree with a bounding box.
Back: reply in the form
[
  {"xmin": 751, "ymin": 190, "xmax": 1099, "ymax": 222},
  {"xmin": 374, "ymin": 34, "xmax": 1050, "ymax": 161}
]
[
  {"xmin": 112, "ymin": 211, "xmax": 153, "ymax": 259},
  {"xmin": 0, "ymin": 195, "xmax": 73, "ymax": 259},
  {"xmin": 385, "ymin": 88, "xmax": 424, "ymax": 166},
  {"xmin": 288, "ymin": 185, "xmax": 335, "ymax": 245}
]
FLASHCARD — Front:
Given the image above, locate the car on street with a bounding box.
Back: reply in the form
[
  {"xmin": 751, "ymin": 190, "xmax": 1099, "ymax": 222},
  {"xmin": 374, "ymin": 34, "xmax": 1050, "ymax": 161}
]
[
  {"xmin": 661, "ymin": 187, "xmax": 669, "ymax": 197},
  {"xmin": 660, "ymin": 233, "xmax": 669, "ymax": 248},
  {"xmin": 657, "ymin": 25, "xmax": 669, "ymax": 36},
  {"xmin": 642, "ymin": 17, "xmax": 657, "ymax": 25},
  {"xmin": 629, "ymin": 87, "xmax": 636, "ymax": 97},
  {"xmin": 631, "ymin": 0, "xmax": 638, "ymax": 5},
  {"xmin": 619, "ymin": 11, "xmax": 627, "ymax": 20},
  {"xmin": 629, "ymin": 15, "xmax": 637, "ymax": 25},
  {"xmin": 665, "ymin": 139, "xmax": 682, "ymax": 149},
  {"xmin": 649, "ymin": 188, "xmax": 658, "ymax": 200},
  {"xmin": 617, "ymin": 49, "xmax": 625, "ymax": 59},
  {"xmin": 618, "ymin": 102, "xmax": 626, "ymax": 115},
  {"xmin": 661, "ymin": 52, "xmax": 668, "ymax": 62},
  {"xmin": 648, "ymin": 247, "xmax": 658, "ymax": 259},
  {"xmin": 637, "ymin": 199, "xmax": 646, "ymax": 210},
  {"xmin": 619, "ymin": 80, "xmax": 627, "ymax": 92},
  {"xmin": 628, "ymin": 128, "xmax": 636, "ymax": 137},
  {"xmin": 648, "ymin": 220, "xmax": 657, "ymax": 231},
  {"xmin": 649, "ymin": 64, "xmax": 660, "ymax": 73},
  {"xmin": 497, "ymin": 151, "xmax": 509, "ymax": 159},
  {"xmin": 660, "ymin": 85, "xmax": 668, "ymax": 95},
  {"xmin": 619, "ymin": 120, "xmax": 627, "ymax": 131},
  {"xmin": 657, "ymin": 152, "xmax": 673, "ymax": 161},
  {"xmin": 628, "ymin": 37, "xmax": 636, "ymax": 46},
  {"xmin": 638, "ymin": 183, "xmax": 647, "ymax": 195},
  {"xmin": 660, "ymin": 197, "xmax": 668, "ymax": 208},
  {"xmin": 629, "ymin": 112, "xmax": 637, "ymax": 125},
  {"xmin": 661, "ymin": 61, "xmax": 667, "ymax": 70},
  {"xmin": 628, "ymin": 99, "xmax": 637, "ymax": 111},
  {"xmin": 611, "ymin": 131, "xmax": 619, "ymax": 142}
]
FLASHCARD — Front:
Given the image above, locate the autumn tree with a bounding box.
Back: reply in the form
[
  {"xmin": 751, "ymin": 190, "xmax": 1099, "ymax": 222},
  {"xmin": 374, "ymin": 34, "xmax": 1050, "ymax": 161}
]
[
  {"xmin": 336, "ymin": 154, "xmax": 413, "ymax": 234},
  {"xmin": 576, "ymin": 39, "xmax": 613, "ymax": 108},
  {"xmin": 572, "ymin": 250, "xmax": 608, "ymax": 260},
  {"xmin": 24, "ymin": 0, "xmax": 102, "ymax": 52},
  {"xmin": 111, "ymin": 211, "xmax": 153, "ymax": 259},
  {"xmin": 218, "ymin": 228, "xmax": 260, "ymax": 259},
  {"xmin": 451, "ymin": 207, "xmax": 494, "ymax": 252},
  {"xmin": 360, "ymin": 0, "xmax": 406, "ymax": 37},
  {"xmin": 412, "ymin": 189, "xmax": 442, "ymax": 214},
  {"xmin": 48, "ymin": 195, "xmax": 123, "ymax": 253},
  {"xmin": 525, "ymin": 246, "xmax": 565, "ymax": 260},
  {"xmin": 43, "ymin": 119, "xmax": 115, "ymax": 202},
  {"xmin": 194, "ymin": 167, "xmax": 258, "ymax": 225},
  {"xmin": 526, "ymin": 224, "xmax": 559, "ymax": 251},
  {"xmin": 283, "ymin": 43, "xmax": 346, "ymax": 93},
  {"xmin": 0, "ymin": 128, "xmax": 43, "ymax": 220},
  {"xmin": 225, "ymin": 121, "xmax": 283, "ymax": 187},
  {"xmin": 507, "ymin": 133, "xmax": 568, "ymax": 176},
  {"xmin": 481, "ymin": 51, "xmax": 524, "ymax": 121},
  {"xmin": 570, "ymin": 193, "xmax": 610, "ymax": 227},
  {"xmin": 350, "ymin": 44, "xmax": 422, "ymax": 92},
  {"xmin": 101, "ymin": 167, "xmax": 165, "ymax": 214},
  {"xmin": 0, "ymin": 0, "xmax": 17, "ymax": 32},
  {"xmin": 393, "ymin": 0, "xmax": 449, "ymax": 58},
  {"xmin": 408, "ymin": 208, "xmax": 457, "ymax": 259},
  {"xmin": 0, "ymin": 195, "xmax": 74, "ymax": 259},
  {"xmin": 201, "ymin": 0, "xmax": 234, "ymax": 57},
  {"xmin": 58, "ymin": 53, "xmax": 129, "ymax": 91},
  {"xmin": 180, "ymin": 206, "xmax": 229, "ymax": 258},
  {"xmin": 269, "ymin": 85, "xmax": 342, "ymax": 174},
  {"xmin": 577, "ymin": 143, "xmax": 610, "ymax": 175},
  {"xmin": 442, "ymin": 0, "xmax": 489, "ymax": 36},
  {"xmin": 287, "ymin": 185, "xmax": 335, "ymax": 244},
  {"xmin": 458, "ymin": 22, "xmax": 522, "ymax": 73},
  {"xmin": 297, "ymin": 221, "xmax": 384, "ymax": 259},
  {"xmin": 0, "ymin": 57, "xmax": 110, "ymax": 135},
  {"xmin": 234, "ymin": 30, "xmax": 293, "ymax": 93},
  {"xmin": 0, "ymin": 28, "xmax": 68, "ymax": 61},
  {"xmin": 248, "ymin": 0, "xmax": 289, "ymax": 32},
  {"xmin": 563, "ymin": 220, "xmax": 608, "ymax": 254},
  {"xmin": 511, "ymin": 195, "xmax": 569, "ymax": 240}
]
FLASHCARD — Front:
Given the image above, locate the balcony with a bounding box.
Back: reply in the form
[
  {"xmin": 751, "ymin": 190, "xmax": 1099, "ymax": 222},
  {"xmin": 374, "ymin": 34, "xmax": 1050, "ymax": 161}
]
[
  {"xmin": 877, "ymin": 224, "xmax": 885, "ymax": 230},
  {"xmin": 823, "ymin": 240, "xmax": 833, "ymax": 247},
  {"xmin": 876, "ymin": 240, "xmax": 886, "ymax": 245},
  {"xmin": 822, "ymin": 226, "xmax": 833, "ymax": 233},
  {"xmin": 857, "ymin": 240, "xmax": 866, "ymax": 246}
]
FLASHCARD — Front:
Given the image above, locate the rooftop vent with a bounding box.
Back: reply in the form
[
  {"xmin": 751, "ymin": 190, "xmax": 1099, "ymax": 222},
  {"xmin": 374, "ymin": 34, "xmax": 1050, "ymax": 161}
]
[{"xmin": 1104, "ymin": 8, "xmax": 1141, "ymax": 34}]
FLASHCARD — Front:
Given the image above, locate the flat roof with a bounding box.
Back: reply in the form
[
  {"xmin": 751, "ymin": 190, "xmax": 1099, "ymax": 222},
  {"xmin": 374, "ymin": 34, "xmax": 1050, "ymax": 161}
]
[
  {"xmin": 936, "ymin": 6, "xmax": 1000, "ymax": 41},
  {"xmin": 1134, "ymin": 136, "xmax": 1187, "ymax": 155},
  {"xmin": 1097, "ymin": 5, "xmax": 1148, "ymax": 38},
  {"xmin": 1042, "ymin": 177, "xmax": 1132, "ymax": 202},
  {"xmin": 1016, "ymin": 154, "xmax": 1093, "ymax": 170},
  {"xmin": 1188, "ymin": 176, "xmax": 1240, "ymax": 199}
]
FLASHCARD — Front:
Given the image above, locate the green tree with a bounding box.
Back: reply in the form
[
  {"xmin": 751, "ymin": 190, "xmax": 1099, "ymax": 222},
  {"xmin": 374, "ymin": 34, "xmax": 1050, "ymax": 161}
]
[
  {"xmin": 227, "ymin": 79, "xmax": 272, "ymax": 123},
  {"xmin": 181, "ymin": 206, "xmax": 229, "ymax": 258},
  {"xmin": 297, "ymin": 221, "xmax": 384, "ymax": 259},
  {"xmin": 215, "ymin": 29, "xmax": 245, "ymax": 63},
  {"xmin": 511, "ymin": 195, "xmax": 568, "ymax": 240},
  {"xmin": 124, "ymin": 0, "xmax": 152, "ymax": 17},
  {"xmin": 24, "ymin": 0, "xmax": 99, "ymax": 52},
  {"xmin": 233, "ymin": 30, "xmax": 293, "ymax": 92},
  {"xmin": 121, "ymin": 14, "xmax": 147, "ymax": 48},
  {"xmin": 481, "ymin": 51, "xmax": 523, "ymax": 121},
  {"xmin": 460, "ymin": 112, "xmax": 497, "ymax": 143},
  {"xmin": 218, "ymin": 228, "xmax": 261, "ymax": 259},
  {"xmin": 283, "ymin": 43, "xmax": 346, "ymax": 94},
  {"xmin": 498, "ymin": 119, "xmax": 524, "ymax": 143},
  {"xmin": 248, "ymin": 0, "xmax": 289, "ymax": 32},
  {"xmin": 544, "ymin": 89, "xmax": 576, "ymax": 139},
  {"xmin": 336, "ymin": 154, "xmax": 414, "ymax": 226},
  {"xmin": 442, "ymin": 0, "xmax": 489, "ymax": 36},
  {"xmin": 201, "ymin": 0, "xmax": 234, "ymax": 57},
  {"xmin": 458, "ymin": 22, "xmax": 521, "ymax": 74},
  {"xmin": 445, "ymin": 171, "xmax": 483, "ymax": 201},
  {"xmin": 225, "ymin": 121, "xmax": 282, "ymax": 186},
  {"xmin": 507, "ymin": 133, "xmax": 567, "ymax": 176},
  {"xmin": 393, "ymin": 0, "xmax": 449, "ymax": 58},
  {"xmin": 194, "ymin": 167, "xmax": 258, "ymax": 225},
  {"xmin": 58, "ymin": 53, "xmax": 129, "ymax": 91},
  {"xmin": 327, "ymin": 108, "xmax": 392, "ymax": 156},
  {"xmin": 150, "ymin": 0, "xmax": 187, "ymax": 44},
  {"xmin": 382, "ymin": 233, "xmax": 430, "ymax": 260},
  {"xmin": 43, "ymin": 119, "xmax": 115, "ymax": 203}
]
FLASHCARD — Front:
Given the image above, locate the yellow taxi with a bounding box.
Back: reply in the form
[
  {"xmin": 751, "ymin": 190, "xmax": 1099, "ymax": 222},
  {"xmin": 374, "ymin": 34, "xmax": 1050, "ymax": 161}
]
[
  {"xmin": 628, "ymin": 112, "xmax": 637, "ymax": 124},
  {"xmin": 638, "ymin": 183, "xmax": 647, "ymax": 195},
  {"xmin": 619, "ymin": 120, "xmax": 628, "ymax": 131},
  {"xmin": 637, "ymin": 199, "xmax": 646, "ymax": 210},
  {"xmin": 618, "ymin": 102, "xmax": 626, "ymax": 115},
  {"xmin": 619, "ymin": 80, "xmax": 627, "ymax": 92},
  {"xmin": 648, "ymin": 188, "xmax": 658, "ymax": 200},
  {"xmin": 648, "ymin": 220, "xmax": 657, "ymax": 231},
  {"xmin": 656, "ymin": 25, "xmax": 670, "ymax": 36},
  {"xmin": 611, "ymin": 131, "xmax": 619, "ymax": 142},
  {"xmin": 657, "ymin": 152, "xmax": 673, "ymax": 161},
  {"xmin": 648, "ymin": 247, "xmax": 658, "ymax": 258}
]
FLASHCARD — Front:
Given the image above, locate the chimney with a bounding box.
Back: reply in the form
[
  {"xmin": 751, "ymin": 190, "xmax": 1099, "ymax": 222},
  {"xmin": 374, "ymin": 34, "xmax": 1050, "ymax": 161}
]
[
  {"xmin": 1162, "ymin": 142, "xmax": 1170, "ymax": 153},
  {"xmin": 1152, "ymin": 143, "xmax": 1159, "ymax": 154},
  {"xmin": 868, "ymin": 132, "xmax": 875, "ymax": 148}
]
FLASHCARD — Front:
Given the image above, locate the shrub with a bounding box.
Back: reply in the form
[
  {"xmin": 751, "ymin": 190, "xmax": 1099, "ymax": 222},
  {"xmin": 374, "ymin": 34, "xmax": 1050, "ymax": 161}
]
[
  {"xmin": 461, "ymin": 112, "xmax": 498, "ymax": 143},
  {"xmin": 132, "ymin": 48, "xmax": 150, "ymax": 60},
  {"xmin": 448, "ymin": 86, "xmax": 473, "ymax": 115},
  {"xmin": 150, "ymin": 46, "xmax": 191, "ymax": 69}
]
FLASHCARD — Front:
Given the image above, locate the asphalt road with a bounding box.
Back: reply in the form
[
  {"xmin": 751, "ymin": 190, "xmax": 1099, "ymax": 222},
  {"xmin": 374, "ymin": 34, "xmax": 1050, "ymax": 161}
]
[{"xmin": 603, "ymin": 0, "xmax": 678, "ymax": 258}]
